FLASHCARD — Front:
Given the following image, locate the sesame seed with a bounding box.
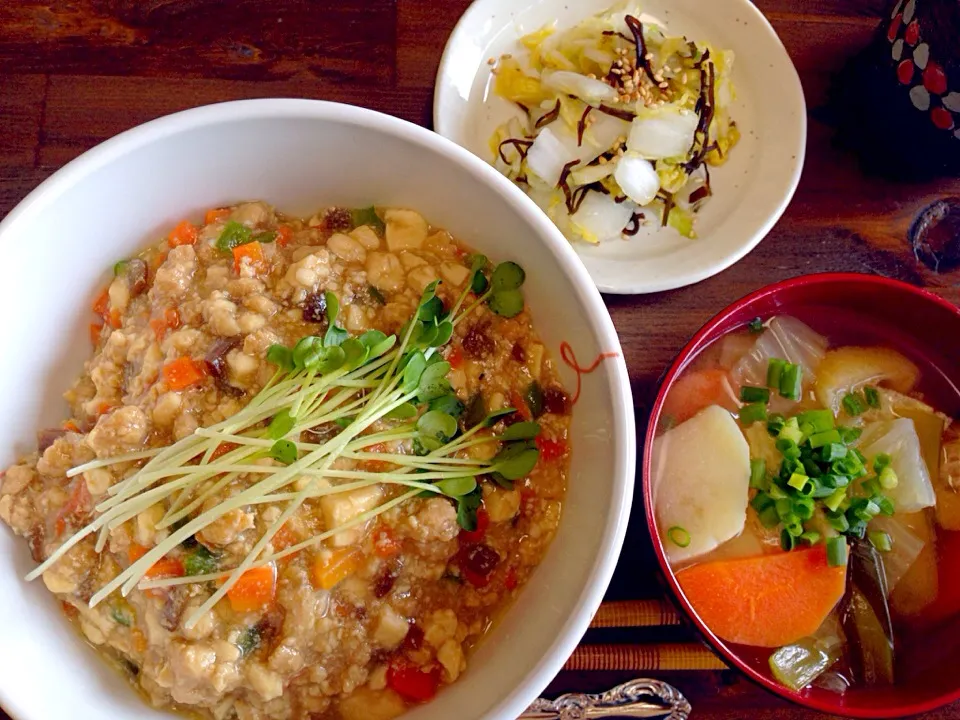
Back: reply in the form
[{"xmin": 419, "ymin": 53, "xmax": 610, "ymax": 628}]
[
  {"xmin": 645, "ymin": 52, "xmax": 654, "ymax": 61},
  {"xmin": 681, "ymin": 72, "xmax": 688, "ymax": 83},
  {"xmin": 659, "ymin": 81, "xmax": 669, "ymax": 89},
  {"xmin": 588, "ymin": 73, "xmax": 596, "ymax": 80},
  {"xmin": 487, "ymin": 57, "xmax": 496, "ymax": 66}
]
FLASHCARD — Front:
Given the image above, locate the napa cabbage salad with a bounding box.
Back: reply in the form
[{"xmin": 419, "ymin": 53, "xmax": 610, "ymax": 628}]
[{"xmin": 489, "ymin": 3, "xmax": 739, "ymax": 243}]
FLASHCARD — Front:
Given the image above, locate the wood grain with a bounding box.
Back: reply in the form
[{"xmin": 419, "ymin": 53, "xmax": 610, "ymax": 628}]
[{"xmin": 1, "ymin": 0, "xmax": 960, "ymax": 719}]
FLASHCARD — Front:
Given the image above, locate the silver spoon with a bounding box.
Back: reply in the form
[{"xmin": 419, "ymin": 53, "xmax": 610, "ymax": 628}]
[{"xmin": 520, "ymin": 678, "xmax": 691, "ymax": 719}]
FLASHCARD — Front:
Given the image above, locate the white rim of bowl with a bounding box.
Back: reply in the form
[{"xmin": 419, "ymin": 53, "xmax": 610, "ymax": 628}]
[
  {"xmin": 0, "ymin": 98, "xmax": 636, "ymax": 720},
  {"xmin": 432, "ymin": 0, "xmax": 808, "ymax": 295}
]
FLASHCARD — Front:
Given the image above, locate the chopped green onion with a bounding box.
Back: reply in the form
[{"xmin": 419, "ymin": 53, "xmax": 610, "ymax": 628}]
[
  {"xmin": 778, "ymin": 417, "xmax": 804, "ymax": 445},
  {"xmin": 868, "ymin": 530, "xmax": 893, "ymax": 552},
  {"xmin": 748, "ymin": 317, "xmax": 765, "ymax": 333},
  {"xmin": 767, "ymin": 413, "xmax": 786, "ymax": 436},
  {"xmin": 740, "ymin": 386, "xmax": 771, "ymax": 403},
  {"xmin": 767, "ymin": 358, "xmax": 785, "ymax": 389},
  {"xmin": 800, "ymin": 530, "xmax": 822, "ymax": 546},
  {"xmin": 826, "ymin": 511, "xmax": 850, "ymax": 533},
  {"xmin": 667, "ymin": 526, "xmax": 691, "ymax": 548},
  {"xmin": 841, "ymin": 392, "xmax": 867, "ymax": 416},
  {"xmin": 876, "ymin": 496, "xmax": 896, "ymax": 516},
  {"xmin": 826, "ymin": 537, "xmax": 848, "ymax": 567},
  {"xmin": 768, "ymin": 481, "xmax": 789, "ymax": 500},
  {"xmin": 184, "ymin": 545, "xmax": 220, "ymax": 576},
  {"xmin": 780, "ymin": 529, "xmax": 796, "ymax": 551},
  {"xmin": 797, "ymin": 410, "xmax": 834, "ymax": 434},
  {"xmin": 237, "ymin": 625, "xmax": 261, "ymax": 657},
  {"xmin": 779, "ymin": 363, "xmax": 802, "ymax": 401},
  {"xmin": 808, "ymin": 429, "xmax": 842, "ymax": 449},
  {"xmin": 113, "ymin": 260, "xmax": 129, "ymax": 277},
  {"xmin": 864, "ymin": 385, "xmax": 881, "ymax": 409},
  {"xmin": 873, "ymin": 453, "xmax": 892, "ymax": 473},
  {"xmin": 837, "ymin": 426, "xmax": 862, "ymax": 444},
  {"xmin": 751, "ymin": 492, "xmax": 775, "ymax": 513},
  {"xmin": 824, "ymin": 486, "xmax": 848, "ymax": 513},
  {"xmin": 750, "ymin": 458, "xmax": 767, "ymax": 489},
  {"xmin": 739, "ymin": 402, "xmax": 768, "ymax": 426},
  {"xmin": 215, "ymin": 221, "xmax": 252, "ymax": 252},
  {"xmin": 820, "ymin": 443, "xmax": 848, "ymax": 462},
  {"xmin": 793, "ymin": 497, "xmax": 815, "ymax": 520},
  {"xmin": 350, "ymin": 206, "xmax": 385, "ymax": 233},
  {"xmin": 879, "ymin": 466, "xmax": 899, "ymax": 490},
  {"xmin": 787, "ymin": 472, "xmax": 809, "ymax": 492},
  {"xmin": 758, "ymin": 505, "xmax": 781, "ymax": 528}
]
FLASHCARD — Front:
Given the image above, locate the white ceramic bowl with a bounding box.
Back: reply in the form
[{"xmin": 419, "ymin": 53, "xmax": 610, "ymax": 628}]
[
  {"xmin": 0, "ymin": 100, "xmax": 635, "ymax": 720},
  {"xmin": 434, "ymin": 0, "xmax": 806, "ymax": 294}
]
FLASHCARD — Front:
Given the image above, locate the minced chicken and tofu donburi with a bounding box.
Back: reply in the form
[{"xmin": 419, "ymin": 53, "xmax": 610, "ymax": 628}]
[{"xmin": 0, "ymin": 203, "xmax": 571, "ymax": 720}]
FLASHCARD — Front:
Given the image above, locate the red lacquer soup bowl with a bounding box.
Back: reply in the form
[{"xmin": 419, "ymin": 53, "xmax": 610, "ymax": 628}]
[{"xmin": 643, "ymin": 273, "xmax": 960, "ymax": 718}]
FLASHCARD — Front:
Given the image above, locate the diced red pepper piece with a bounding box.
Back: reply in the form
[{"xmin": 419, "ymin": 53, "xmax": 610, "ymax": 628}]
[
  {"xmin": 459, "ymin": 507, "xmax": 489, "ymax": 544},
  {"xmin": 387, "ymin": 658, "xmax": 441, "ymax": 702}
]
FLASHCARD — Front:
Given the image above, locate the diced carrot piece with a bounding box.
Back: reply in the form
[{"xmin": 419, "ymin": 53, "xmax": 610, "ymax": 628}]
[
  {"xmin": 205, "ymin": 208, "xmax": 230, "ymax": 224},
  {"xmin": 61, "ymin": 600, "xmax": 79, "ymax": 619},
  {"xmin": 276, "ymin": 225, "xmax": 292, "ymax": 248},
  {"xmin": 504, "ymin": 566, "xmax": 518, "ymax": 591},
  {"xmin": 210, "ymin": 441, "xmax": 238, "ymax": 460},
  {"xmin": 131, "ymin": 628, "xmax": 148, "ymax": 653},
  {"xmin": 96, "ymin": 401, "xmax": 115, "ymax": 417},
  {"xmin": 63, "ymin": 420, "xmax": 80, "ymax": 433},
  {"xmin": 164, "ymin": 307, "xmax": 181, "ymax": 330},
  {"xmin": 92, "ymin": 288, "xmax": 109, "ymax": 318},
  {"xmin": 144, "ymin": 557, "xmax": 185, "ymax": 579},
  {"xmin": 232, "ymin": 241, "xmax": 264, "ymax": 274},
  {"xmin": 127, "ymin": 544, "xmax": 186, "ymax": 578},
  {"xmin": 271, "ymin": 523, "xmax": 298, "ymax": 553},
  {"xmin": 149, "ymin": 318, "xmax": 167, "ymax": 342},
  {"xmin": 168, "ymin": 220, "xmax": 199, "ymax": 247},
  {"xmin": 227, "ymin": 563, "xmax": 277, "ymax": 613},
  {"xmin": 107, "ymin": 308, "xmax": 122, "ymax": 329},
  {"xmin": 373, "ymin": 526, "xmax": 400, "ymax": 558},
  {"xmin": 313, "ymin": 547, "xmax": 362, "ymax": 590},
  {"xmin": 150, "ymin": 308, "xmax": 181, "ymax": 342},
  {"xmin": 55, "ymin": 478, "xmax": 91, "ymax": 536},
  {"xmin": 447, "ymin": 345, "xmax": 464, "ymax": 369},
  {"xmin": 89, "ymin": 322, "xmax": 103, "ymax": 346},
  {"xmin": 662, "ymin": 368, "xmax": 739, "ymax": 425},
  {"xmin": 163, "ymin": 357, "xmax": 207, "ymax": 390},
  {"xmin": 676, "ymin": 545, "xmax": 848, "ymax": 648}
]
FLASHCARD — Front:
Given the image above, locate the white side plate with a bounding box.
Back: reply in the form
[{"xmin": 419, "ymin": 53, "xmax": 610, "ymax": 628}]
[{"xmin": 434, "ymin": 0, "xmax": 806, "ymax": 294}]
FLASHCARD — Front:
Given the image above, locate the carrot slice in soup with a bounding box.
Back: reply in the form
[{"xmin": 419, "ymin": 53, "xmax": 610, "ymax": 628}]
[
  {"xmin": 662, "ymin": 368, "xmax": 739, "ymax": 425},
  {"xmin": 675, "ymin": 544, "xmax": 848, "ymax": 648}
]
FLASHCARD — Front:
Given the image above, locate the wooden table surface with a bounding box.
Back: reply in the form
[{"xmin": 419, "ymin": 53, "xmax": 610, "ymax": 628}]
[{"xmin": 2, "ymin": 0, "xmax": 960, "ymax": 718}]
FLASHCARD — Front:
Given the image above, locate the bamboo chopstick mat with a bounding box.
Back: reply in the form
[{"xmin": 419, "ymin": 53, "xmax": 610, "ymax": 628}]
[{"xmin": 561, "ymin": 599, "xmax": 729, "ymax": 672}]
